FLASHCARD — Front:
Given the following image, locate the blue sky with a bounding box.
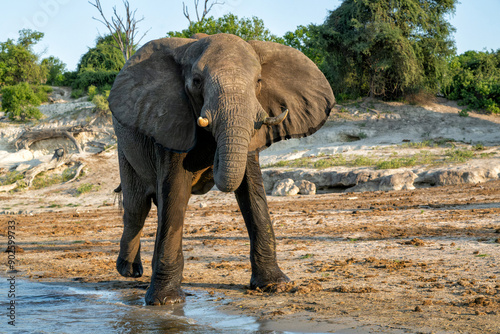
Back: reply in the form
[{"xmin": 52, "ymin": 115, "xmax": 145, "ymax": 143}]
[{"xmin": 1, "ymin": 0, "xmax": 499, "ymax": 71}]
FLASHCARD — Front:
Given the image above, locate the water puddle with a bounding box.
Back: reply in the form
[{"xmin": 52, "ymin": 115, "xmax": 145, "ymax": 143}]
[{"xmin": 2, "ymin": 279, "xmax": 343, "ymax": 334}]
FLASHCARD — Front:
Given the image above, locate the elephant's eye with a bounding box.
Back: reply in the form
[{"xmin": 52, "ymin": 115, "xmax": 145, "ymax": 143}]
[{"xmin": 192, "ymin": 76, "xmax": 202, "ymax": 89}]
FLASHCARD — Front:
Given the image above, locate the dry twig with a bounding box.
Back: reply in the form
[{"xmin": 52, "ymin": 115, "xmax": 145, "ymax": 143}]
[
  {"xmin": 89, "ymin": 0, "xmax": 150, "ymax": 61},
  {"xmin": 182, "ymin": 0, "xmax": 224, "ymax": 24}
]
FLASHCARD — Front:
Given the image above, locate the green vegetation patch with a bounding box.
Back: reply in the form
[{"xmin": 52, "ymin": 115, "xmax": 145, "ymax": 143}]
[
  {"xmin": 76, "ymin": 183, "xmax": 99, "ymax": 196},
  {"xmin": 0, "ymin": 83, "xmax": 49, "ymax": 121},
  {"xmin": 264, "ymin": 151, "xmax": 438, "ymax": 170},
  {"xmin": 31, "ymin": 166, "xmax": 79, "ymax": 190},
  {"xmin": 401, "ymin": 138, "xmax": 456, "ymax": 149},
  {"xmin": 442, "ymin": 50, "xmax": 500, "ymax": 114},
  {"xmin": 444, "ymin": 149, "xmax": 475, "ymax": 162},
  {"xmin": 263, "ymin": 147, "xmax": 489, "ymax": 170},
  {"xmin": 0, "ymin": 171, "xmax": 24, "ymax": 186}
]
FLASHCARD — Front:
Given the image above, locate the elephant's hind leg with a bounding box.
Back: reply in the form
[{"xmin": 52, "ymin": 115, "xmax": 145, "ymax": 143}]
[{"xmin": 116, "ymin": 151, "xmax": 152, "ymax": 278}]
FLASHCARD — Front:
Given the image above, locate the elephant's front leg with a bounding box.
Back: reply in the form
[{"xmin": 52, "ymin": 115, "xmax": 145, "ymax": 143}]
[
  {"xmin": 235, "ymin": 152, "xmax": 290, "ymax": 289},
  {"xmin": 145, "ymin": 154, "xmax": 192, "ymax": 305}
]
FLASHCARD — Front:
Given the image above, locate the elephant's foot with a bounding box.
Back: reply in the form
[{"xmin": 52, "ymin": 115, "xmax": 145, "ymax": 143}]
[
  {"xmin": 145, "ymin": 286, "xmax": 185, "ymax": 305},
  {"xmin": 250, "ymin": 267, "xmax": 291, "ymax": 290},
  {"xmin": 116, "ymin": 256, "xmax": 143, "ymax": 278}
]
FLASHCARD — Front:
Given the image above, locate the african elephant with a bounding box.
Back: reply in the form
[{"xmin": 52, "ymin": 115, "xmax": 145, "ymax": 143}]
[{"xmin": 108, "ymin": 33, "xmax": 335, "ymax": 305}]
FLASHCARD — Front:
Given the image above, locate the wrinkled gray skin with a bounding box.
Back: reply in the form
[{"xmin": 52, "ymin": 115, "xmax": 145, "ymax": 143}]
[{"xmin": 108, "ymin": 34, "xmax": 335, "ymax": 305}]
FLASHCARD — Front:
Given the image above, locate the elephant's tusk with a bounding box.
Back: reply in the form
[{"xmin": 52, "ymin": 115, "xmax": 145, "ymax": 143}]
[
  {"xmin": 197, "ymin": 117, "xmax": 209, "ymax": 127},
  {"xmin": 263, "ymin": 109, "xmax": 288, "ymax": 126}
]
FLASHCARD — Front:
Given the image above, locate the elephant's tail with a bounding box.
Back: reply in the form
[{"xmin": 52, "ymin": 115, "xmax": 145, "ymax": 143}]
[{"xmin": 113, "ymin": 184, "xmax": 123, "ymax": 211}]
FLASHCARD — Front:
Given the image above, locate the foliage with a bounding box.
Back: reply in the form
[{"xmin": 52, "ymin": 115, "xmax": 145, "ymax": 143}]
[
  {"xmin": 0, "ymin": 171, "xmax": 24, "ymax": 186},
  {"xmin": 76, "ymin": 183, "xmax": 97, "ymax": 195},
  {"xmin": 444, "ymin": 148, "xmax": 475, "ymax": 162},
  {"xmin": 263, "ymin": 151, "xmax": 439, "ymax": 169},
  {"xmin": 282, "ymin": 25, "xmax": 324, "ymax": 65},
  {"xmin": 77, "ymin": 37, "xmax": 125, "ymax": 72},
  {"xmin": 17, "ymin": 29, "xmax": 44, "ymax": 48},
  {"xmin": 92, "ymin": 90, "xmax": 111, "ymax": 116},
  {"xmin": 0, "ymin": 82, "xmax": 51, "ymax": 120},
  {"xmin": 167, "ymin": 14, "xmax": 283, "ymax": 42},
  {"xmin": 32, "ymin": 172, "xmax": 63, "ymax": 189},
  {"xmin": 314, "ymin": 0, "xmax": 457, "ymax": 100},
  {"xmin": 442, "ymin": 50, "xmax": 500, "ymax": 114},
  {"xmin": 87, "ymin": 85, "xmax": 98, "ymax": 101},
  {"xmin": 69, "ymin": 34, "xmax": 124, "ymax": 92},
  {"xmin": 41, "ymin": 56, "xmax": 67, "ymax": 86},
  {"xmin": 71, "ymin": 69, "xmax": 117, "ymax": 92},
  {"xmin": 0, "ymin": 29, "xmax": 48, "ymax": 86},
  {"xmin": 59, "ymin": 71, "xmax": 78, "ymax": 87}
]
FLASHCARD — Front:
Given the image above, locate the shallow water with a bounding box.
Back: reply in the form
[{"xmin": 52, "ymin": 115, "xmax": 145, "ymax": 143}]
[
  {"xmin": 1, "ymin": 279, "xmax": 340, "ymax": 334},
  {"xmin": 1, "ymin": 279, "xmax": 263, "ymax": 333}
]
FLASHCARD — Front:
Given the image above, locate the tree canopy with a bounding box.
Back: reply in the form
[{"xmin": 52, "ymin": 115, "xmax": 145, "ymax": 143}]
[
  {"xmin": 442, "ymin": 49, "xmax": 500, "ymax": 113},
  {"xmin": 69, "ymin": 34, "xmax": 126, "ymax": 93},
  {"xmin": 77, "ymin": 34, "xmax": 126, "ymax": 72},
  {"xmin": 0, "ymin": 29, "xmax": 48, "ymax": 86},
  {"xmin": 314, "ymin": 0, "xmax": 457, "ymax": 100},
  {"xmin": 167, "ymin": 14, "xmax": 283, "ymax": 42},
  {"xmin": 42, "ymin": 56, "xmax": 67, "ymax": 86}
]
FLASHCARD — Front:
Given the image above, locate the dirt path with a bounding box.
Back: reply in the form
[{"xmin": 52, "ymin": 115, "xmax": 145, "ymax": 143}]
[{"xmin": 2, "ymin": 179, "xmax": 499, "ymax": 333}]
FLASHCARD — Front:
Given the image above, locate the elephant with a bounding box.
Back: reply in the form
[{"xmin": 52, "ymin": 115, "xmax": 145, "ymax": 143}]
[{"xmin": 107, "ymin": 33, "xmax": 335, "ymax": 305}]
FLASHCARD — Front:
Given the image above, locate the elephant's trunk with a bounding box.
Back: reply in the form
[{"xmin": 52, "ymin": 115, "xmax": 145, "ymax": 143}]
[{"xmin": 213, "ymin": 123, "xmax": 250, "ymax": 192}]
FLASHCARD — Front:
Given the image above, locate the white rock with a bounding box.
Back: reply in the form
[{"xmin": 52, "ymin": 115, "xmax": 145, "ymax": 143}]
[
  {"xmin": 295, "ymin": 180, "xmax": 316, "ymax": 195},
  {"xmin": 272, "ymin": 178, "xmax": 300, "ymax": 196}
]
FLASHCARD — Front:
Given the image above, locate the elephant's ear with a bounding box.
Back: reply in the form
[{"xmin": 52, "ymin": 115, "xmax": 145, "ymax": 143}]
[
  {"xmin": 109, "ymin": 38, "xmax": 197, "ymax": 152},
  {"xmin": 248, "ymin": 40, "xmax": 335, "ymax": 152}
]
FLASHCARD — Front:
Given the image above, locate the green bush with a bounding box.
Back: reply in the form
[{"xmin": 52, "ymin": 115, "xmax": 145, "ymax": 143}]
[
  {"xmin": 71, "ymin": 69, "xmax": 118, "ymax": 91},
  {"xmin": 61, "ymin": 71, "xmax": 78, "ymax": 87},
  {"xmin": 87, "ymin": 85, "xmax": 98, "ymax": 101},
  {"xmin": 1, "ymin": 82, "xmax": 48, "ymax": 120},
  {"xmin": 92, "ymin": 92, "xmax": 110, "ymax": 116},
  {"xmin": 76, "ymin": 183, "xmax": 98, "ymax": 196},
  {"xmin": 0, "ymin": 171, "xmax": 24, "ymax": 186},
  {"xmin": 32, "ymin": 172, "xmax": 63, "ymax": 189},
  {"xmin": 32, "ymin": 84, "xmax": 52, "ymax": 100},
  {"xmin": 70, "ymin": 88, "xmax": 84, "ymax": 99},
  {"xmin": 442, "ymin": 50, "xmax": 500, "ymax": 114}
]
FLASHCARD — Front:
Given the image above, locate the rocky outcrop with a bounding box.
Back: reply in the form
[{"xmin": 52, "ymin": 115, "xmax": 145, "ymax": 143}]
[
  {"xmin": 272, "ymin": 179, "xmax": 299, "ymax": 196},
  {"xmin": 262, "ymin": 160, "xmax": 500, "ymax": 195},
  {"xmin": 415, "ymin": 164, "xmax": 500, "ymax": 187},
  {"xmin": 271, "ymin": 179, "xmax": 317, "ymax": 196},
  {"xmin": 295, "ymin": 180, "xmax": 317, "ymax": 195}
]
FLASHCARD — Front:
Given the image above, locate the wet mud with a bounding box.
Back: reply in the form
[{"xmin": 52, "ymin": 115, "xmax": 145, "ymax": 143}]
[{"xmin": 1, "ymin": 180, "xmax": 500, "ymax": 333}]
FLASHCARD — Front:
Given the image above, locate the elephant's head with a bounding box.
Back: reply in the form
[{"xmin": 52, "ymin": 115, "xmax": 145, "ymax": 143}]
[{"xmin": 108, "ymin": 34, "xmax": 335, "ymax": 192}]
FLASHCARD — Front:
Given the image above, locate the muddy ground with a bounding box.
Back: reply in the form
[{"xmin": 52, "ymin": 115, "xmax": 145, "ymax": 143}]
[
  {"xmin": 1, "ymin": 175, "xmax": 499, "ymax": 333},
  {"xmin": 1, "ymin": 96, "xmax": 500, "ymax": 332}
]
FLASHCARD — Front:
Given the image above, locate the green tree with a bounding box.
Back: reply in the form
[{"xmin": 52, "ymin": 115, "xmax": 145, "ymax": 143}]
[
  {"xmin": 70, "ymin": 34, "xmax": 126, "ymax": 92},
  {"xmin": 167, "ymin": 14, "xmax": 283, "ymax": 42},
  {"xmin": 283, "ymin": 24, "xmax": 324, "ymax": 65},
  {"xmin": 443, "ymin": 50, "xmax": 500, "ymax": 113},
  {"xmin": 0, "ymin": 30, "xmax": 48, "ymax": 86},
  {"xmin": 17, "ymin": 29, "xmax": 44, "ymax": 48},
  {"xmin": 41, "ymin": 56, "xmax": 67, "ymax": 86},
  {"xmin": 77, "ymin": 34, "xmax": 125, "ymax": 72},
  {"xmin": 1, "ymin": 82, "xmax": 49, "ymax": 120},
  {"xmin": 316, "ymin": 0, "xmax": 457, "ymax": 100}
]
